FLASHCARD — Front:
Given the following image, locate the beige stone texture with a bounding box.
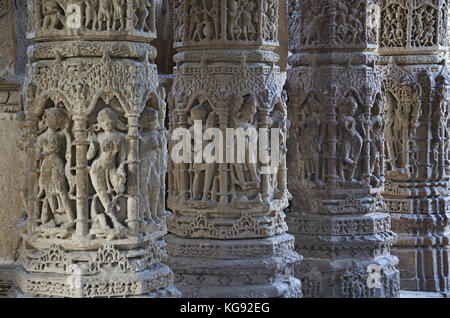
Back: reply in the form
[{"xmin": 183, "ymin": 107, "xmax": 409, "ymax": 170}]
[{"xmin": 0, "ymin": 0, "xmax": 29, "ymax": 264}]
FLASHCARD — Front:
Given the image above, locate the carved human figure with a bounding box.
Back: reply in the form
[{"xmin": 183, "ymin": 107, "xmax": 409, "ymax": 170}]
[
  {"xmin": 112, "ymin": 0, "xmax": 125, "ymax": 30},
  {"xmin": 231, "ymin": 94, "xmax": 261, "ymax": 201},
  {"xmin": 42, "ymin": 0, "xmax": 64, "ymax": 29},
  {"xmin": 97, "ymin": 0, "xmax": 112, "ymax": 31},
  {"xmin": 423, "ymin": 7, "xmax": 435, "ymax": 46},
  {"xmin": 241, "ymin": 1, "xmax": 256, "ymax": 41},
  {"xmin": 208, "ymin": 0, "xmax": 220, "ymax": 40},
  {"xmin": 412, "ymin": 7, "xmax": 425, "ymax": 46},
  {"xmin": 348, "ymin": 8, "xmax": 362, "ymax": 44},
  {"xmin": 136, "ymin": 0, "xmax": 150, "ymax": 31},
  {"xmin": 303, "ymin": 7, "xmax": 324, "ymax": 45},
  {"xmin": 88, "ymin": 108, "xmax": 127, "ymax": 233},
  {"xmin": 189, "ymin": 0, "xmax": 203, "ymax": 40},
  {"xmin": 299, "ymin": 93, "xmax": 326, "ymax": 187},
  {"xmin": 369, "ymin": 94, "xmax": 385, "ymax": 186},
  {"xmin": 140, "ymin": 107, "xmax": 162, "ymax": 225},
  {"xmin": 338, "ymin": 95, "xmax": 363, "ymax": 182},
  {"xmin": 394, "ymin": 6, "xmax": 404, "ymax": 45},
  {"xmin": 188, "ymin": 105, "xmax": 206, "ymax": 200},
  {"xmin": 36, "ymin": 108, "xmax": 75, "ymax": 229},
  {"xmin": 267, "ymin": 0, "xmax": 277, "ymax": 40},
  {"xmin": 335, "ymin": 0, "xmax": 349, "ymax": 44},
  {"xmin": 228, "ymin": 0, "xmax": 241, "ymax": 41},
  {"xmin": 272, "ymin": 92, "xmax": 290, "ymax": 199},
  {"xmin": 85, "ymin": 0, "xmax": 99, "ymax": 29}
]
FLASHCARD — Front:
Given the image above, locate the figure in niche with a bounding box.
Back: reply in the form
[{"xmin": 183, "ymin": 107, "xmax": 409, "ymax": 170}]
[
  {"xmin": 369, "ymin": 93, "xmax": 385, "ymax": 186},
  {"xmin": 302, "ymin": 7, "xmax": 324, "ymax": 45},
  {"xmin": 174, "ymin": 5, "xmax": 185, "ymax": 41},
  {"xmin": 112, "ymin": 0, "xmax": 125, "ymax": 30},
  {"xmin": 272, "ymin": 92, "xmax": 291, "ymax": 199},
  {"xmin": 36, "ymin": 108, "xmax": 75, "ymax": 230},
  {"xmin": 338, "ymin": 95, "xmax": 363, "ymax": 182},
  {"xmin": 140, "ymin": 108, "xmax": 162, "ymax": 226},
  {"xmin": 228, "ymin": 0, "xmax": 241, "ymax": 41},
  {"xmin": 298, "ymin": 92, "xmax": 326, "ymax": 187},
  {"xmin": 267, "ymin": 1, "xmax": 278, "ymax": 41},
  {"xmin": 241, "ymin": 1, "xmax": 256, "ymax": 41},
  {"xmin": 208, "ymin": 0, "xmax": 220, "ymax": 40},
  {"xmin": 394, "ymin": 6, "xmax": 405, "ymax": 46},
  {"xmin": 136, "ymin": 0, "xmax": 151, "ymax": 31},
  {"xmin": 189, "ymin": 0, "xmax": 203, "ymax": 40},
  {"xmin": 189, "ymin": 105, "xmax": 206, "ymax": 200},
  {"xmin": 423, "ymin": 7, "xmax": 435, "ymax": 46},
  {"xmin": 231, "ymin": 95, "xmax": 261, "ymax": 202},
  {"xmin": 85, "ymin": 0, "xmax": 98, "ymax": 29},
  {"xmin": 169, "ymin": 108, "xmax": 181, "ymax": 198},
  {"xmin": 412, "ymin": 7, "xmax": 425, "ymax": 46},
  {"xmin": 97, "ymin": 0, "xmax": 112, "ymax": 31},
  {"xmin": 348, "ymin": 8, "xmax": 362, "ymax": 44},
  {"xmin": 88, "ymin": 108, "xmax": 128, "ymax": 234},
  {"xmin": 42, "ymin": 0, "xmax": 65, "ymax": 29},
  {"xmin": 261, "ymin": 0, "xmax": 271, "ymax": 40},
  {"xmin": 335, "ymin": 0, "xmax": 349, "ymax": 44},
  {"xmin": 195, "ymin": 111, "xmax": 217, "ymax": 201}
]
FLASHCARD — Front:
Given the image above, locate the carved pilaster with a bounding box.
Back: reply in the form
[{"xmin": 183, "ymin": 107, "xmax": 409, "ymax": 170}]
[
  {"xmin": 0, "ymin": 0, "xmax": 29, "ymax": 297},
  {"xmin": 166, "ymin": 0, "xmax": 302, "ymax": 298},
  {"xmin": 378, "ymin": 0, "xmax": 450, "ymax": 293},
  {"xmin": 13, "ymin": 0, "xmax": 180, "ymax": 298},
  {"xmin": 286, "ymin": 0, "xmax": 400, "ymax": 298}
]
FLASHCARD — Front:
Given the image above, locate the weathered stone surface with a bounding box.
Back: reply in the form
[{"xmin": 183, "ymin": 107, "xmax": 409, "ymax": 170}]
[
  {"xmin": 0, "ymin": 1, "xmax": 30, "ymax": 296},
  {"xmin": 286, "ymin": 0, "xmax": 400, "ymax": 298},
  {"xmin": 14, "ymin": 0, "xmax": 180, "ymax": 298},
  {"xmin": 166, "ymin": 0, "xmax": 302, "ymax": 297},
  {"xmin": 378, "ymin": 0, "xmax": 450, "ymax": 293}
]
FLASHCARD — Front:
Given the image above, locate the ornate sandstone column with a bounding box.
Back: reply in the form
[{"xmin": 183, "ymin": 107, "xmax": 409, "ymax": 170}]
[
  {"xmin": 0, "ymin": 0, "xmax": 28, "ymax": 296},
  {"xmin": 13, "ymin": 0, "xmax": 179, "ymax": 298},
  {"xmin": 286, "ymin": 0, "xmax": 400, "ymax": 297},
  {"xmin": 378, "ymin": 0, "xmax": 450, "ymax": 293},
  {"xmin": 166, "ymin": 0, "xmax": 302, "ymax": 298}
]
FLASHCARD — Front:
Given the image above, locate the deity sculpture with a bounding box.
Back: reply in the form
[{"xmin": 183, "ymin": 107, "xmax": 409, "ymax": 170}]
[
  {"xmin": 88, "ymin": 108, "xmax": 127, "ymax": 235},
  {"xmin": 36, "ymin": 107, "xmax": 75, "ymax": 230}
]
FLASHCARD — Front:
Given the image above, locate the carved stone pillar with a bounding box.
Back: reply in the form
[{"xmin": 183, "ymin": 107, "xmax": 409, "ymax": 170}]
[
  {"xmin": 286, "ymin": 0, "xmax": 400, "ymax": 298},
  {"xmin": 0, "ymin": 0, "xmax": 28, "ymax": 297},
  {"xmin": 166, "ymin": 0, "xmax": 302, "ymax": 298},
  {"xmin": 378, "ymin": 0, "xmax": 450, "ymax": 293},
  {"xmin": 13, "ymin": 0, "xmax": 180, "ymax": 298}
]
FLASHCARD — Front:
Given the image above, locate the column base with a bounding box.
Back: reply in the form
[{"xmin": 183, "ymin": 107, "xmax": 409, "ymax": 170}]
[
  {"xmin": 393, "ymin": 234, "xmax": 450, "ymax": 293},
  {"xmin": 166, "ymin": 233, "xmax": 303, "ymax": 298},
  {"xmin": 14, "ymin": 241, "xmax": 181, "ymax": 298},
  {"xmin": 296, "ymin": 255, "xmax": 400, "ymax": 298}
]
